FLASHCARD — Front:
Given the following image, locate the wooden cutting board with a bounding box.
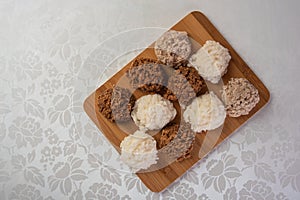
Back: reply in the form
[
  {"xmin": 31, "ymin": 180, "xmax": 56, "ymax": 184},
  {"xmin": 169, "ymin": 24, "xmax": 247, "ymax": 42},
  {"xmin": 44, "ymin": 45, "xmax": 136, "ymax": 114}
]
[{"xmin": 83, "ymin": 11, "xmax": 270, "ymax": 192}]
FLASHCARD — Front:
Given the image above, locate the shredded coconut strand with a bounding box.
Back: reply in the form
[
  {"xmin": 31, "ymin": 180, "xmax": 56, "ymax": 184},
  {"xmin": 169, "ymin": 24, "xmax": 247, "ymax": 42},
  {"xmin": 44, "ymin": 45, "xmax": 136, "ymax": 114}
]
[
  {"xmin": 131, "ymin": 94, "xmax": 177, "ymax": 130},
  {"xmin": 222, "ymin": 78, "xmax": 260, "ymax": 117},
  {"xmin": 155, "ymin": 30, "xmax": 191, "ymax": 65},
  {"xmin": 189, "ymin": 40, "xmax": 231, "ymax": 84},
  {"xmin": 120, "ymin": 130, "xmax": 158, "ymax": 172},
  {"xmin": 183, "ymin": 91, "xmax": 226, "ymax": 132}
]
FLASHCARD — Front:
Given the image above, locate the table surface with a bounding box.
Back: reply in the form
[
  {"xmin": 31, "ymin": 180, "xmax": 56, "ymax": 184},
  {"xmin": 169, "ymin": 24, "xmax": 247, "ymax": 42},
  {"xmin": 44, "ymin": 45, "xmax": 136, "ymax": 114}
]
[{"xmin": 0, "ymin": 0, "xmax": 300, "ymax": 199}]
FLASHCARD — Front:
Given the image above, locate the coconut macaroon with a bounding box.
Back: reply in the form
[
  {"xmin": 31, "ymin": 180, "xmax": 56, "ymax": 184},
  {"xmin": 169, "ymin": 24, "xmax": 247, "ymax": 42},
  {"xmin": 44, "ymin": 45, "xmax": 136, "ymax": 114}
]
[
  {"xmin": 163, "ymin": 65, "xmax": 207, "ymax": 107},
  {"xmin": 155, "ymin": 30, "xmax": 192, "ymax": 66},
  {"xmin": 120, "ymin": 130, "xmax": 158, "ymax": 172},
  {"xmin": 159, "ymin": 123, "xmax": 196, "ymax": 162},
  {"xmin": 189, "ymin": 40, "xmax": 231, "ymax": 84},
  {"xmin": 126, "ymin": 58, "xmax": 166, "ymax": 93},
  {"xmin": 183, "ymin": 91, "xmax": 226, "ymax": 132},
  {"xmin": 97, "ymin": 86, "xmax": 135, "ymax": 122},
  {"xmin": 222, "ymin": 78, "xmax": 260, "ymax": 117},
  {"xmin": 131, "ymin": 94, "xmax": 177, "ymax": 130}
]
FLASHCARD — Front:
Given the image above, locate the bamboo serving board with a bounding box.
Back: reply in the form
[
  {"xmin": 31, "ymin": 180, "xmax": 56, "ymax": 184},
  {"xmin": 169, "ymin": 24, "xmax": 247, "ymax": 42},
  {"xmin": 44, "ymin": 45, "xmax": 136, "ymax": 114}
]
[{"xmin": 83, "ymin": 11, "xmax": 270, "ymax": 192}]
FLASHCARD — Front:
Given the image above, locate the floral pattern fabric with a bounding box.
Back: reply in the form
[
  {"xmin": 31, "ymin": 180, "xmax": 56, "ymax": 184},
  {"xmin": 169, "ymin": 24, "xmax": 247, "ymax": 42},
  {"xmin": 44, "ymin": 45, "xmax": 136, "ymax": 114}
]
[{"xmin": 0, "ymin": 0, "xmax": 299, "ymax": 199}]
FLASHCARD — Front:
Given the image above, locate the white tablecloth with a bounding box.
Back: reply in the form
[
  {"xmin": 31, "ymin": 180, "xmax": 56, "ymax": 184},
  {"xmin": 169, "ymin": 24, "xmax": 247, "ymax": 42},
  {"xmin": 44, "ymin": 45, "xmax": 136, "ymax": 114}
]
[{"xmin": 0, "ymin": 0, "xmax": 299, "ymax": 199}]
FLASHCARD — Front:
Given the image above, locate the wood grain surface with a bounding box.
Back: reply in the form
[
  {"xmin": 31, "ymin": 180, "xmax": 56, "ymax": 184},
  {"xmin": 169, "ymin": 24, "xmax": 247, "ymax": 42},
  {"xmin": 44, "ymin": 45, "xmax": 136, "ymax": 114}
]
[{"xmin": 83, "ymin": 11, "xmax": 270, "ymax": 192}]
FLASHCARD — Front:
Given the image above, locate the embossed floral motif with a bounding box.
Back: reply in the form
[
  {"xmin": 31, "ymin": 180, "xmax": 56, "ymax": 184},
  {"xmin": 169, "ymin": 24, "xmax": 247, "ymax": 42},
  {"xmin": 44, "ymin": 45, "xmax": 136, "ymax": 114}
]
[
  {"xmin": 201, "ymin": 154, "xmax": 241, "ymax": 192},
  {"xmin": 294, "ymin": 136, "xmax": 300, "ymax": 153},
  {"xmin": 87, "ymin": 152, "xmax": 122, "ymax": 186},
  {"xmin": 145, "ymin": 192, "xmax": 160, "ymax": 200},
  {"xmin": 40, "ymin": 128, "xmax": 62, "ymax": 170},
  {"xmin": 241, "ymin": 148, "xmax": 276, "ymax": 183},
  {"xmin": 11, "ymin": 50, "xmax": 42, "ymax": 80},
  {"xmin": 82, "ymin": 47, "xmax": 113, "ymax": 82},
  {"xmin": 0, "ymin": 159, "xmax": 10, "ymax": 183},
  {"xmin": 276, "ymin": 193, "xmax": 289, "ymax": 200},
  {"xmin": 39, "ymin": 63, "xmax": 63, "ymax": 100},
  {"xmin": 198, "ymin": 193, "xmax": 210, "ymax": 200},
  {"xmin": 62, "ymin": 122, "xmax": 88, "ymax": 157},
  {"xmin": 0, "ymin": 100, "xmax": 10, "ymax": 116},
  {"xmin": 85, "ymin": 183, "xmax": 120, "ymax": 200},
  {"xmin": 8, "ymin": 117, "xmax": 43, "ymax": 148},
  {"xmin": 271, "ymin": 143, "xmax": 281, "ymax": 157},
  {"xmin": 11, "ymin": 151, "xmax": 45, "ymax": 187},
  {"xmin": 224, "ymin": 187, "xmax": 237, "ymax": 200},
  {"xmin": 44, "ymin": 197, "xmax": 55, "ymax": 200},
  {"xmin": 52, "ymin": 146, "xmax": 62, "ymax": 156},
  {"xmin": 44, "ymin": 128, "xmax": 54, "ymax": 137},
  {"xmin": 183, "ymin": 169, "xmax": 199, "ymax": 185},
  {"xmin": 58, "ymin": 54, "xmax": 85, "ymax": 94},
  {"xmin": 41, "ymin": 147, "xmax": 51, "ymax": 158},
  {"xmin": 9, "ymin": 184, "xmax": 43, "ymax": 200},
  {"xmin": 48, "ymin": 134, "xmax": 58, "ymax": 145},
  {"xmin": 48, "ymin": 157, "xmax": 87, "ymax": 195},
  {"xmin": 47, "ymin": 92, "xmax": 82, "ymax": 127},
  {"xmin": 164, "ymin": 182, "xmax": 197, "ymax": 200},
  {"xmin": 40, "ymin": 128, "xmax": 62, "ymax": 169},
  {"xmin": 0, "ymin": 56, "xmax": 6, "ymax": 77},
  {"xmin": 240, "ymin": 122, "xmax": 272, "ymax": 145},
  {"xmin": 40, "ymin": 78, "xmax": 62, "ymax": 97},
  {"xmin": 273, "ymin": 125, "xmax": 290, "ymax": 141},
  {"xmin": 0, "ymin": 122, "xmax": 6, "ymax": 142},
  {"xmin": 271, "ymin": 142, "xmax": 293, "ymax": 166},
  {"xmin": 40, "ymin": 146, "xmax": 62, "ymax": 169},
  {"xmin": 120, "ymin": 195, "xmax": 132, "ymax": 200},
  {"xmin": 84, "ymin": 123, "xmax": 103, "ymax": 148},
  {"xmin": 40, "ymin": 79, "xmax": 53, "ymax": 95},
  {"xmin": 279, "ymin": 159, "xmax": 300, "ymax": 192},
  {"xmin": 239, "ymin": 180, "xmax": 275, "ymax": 200},
  {"xmin": 40, "ymin": 79, "xmax": 62, "ymax": 99},
  {"xmin": 70, "ymin": 190, "xmax": 83, "ymax": 200},
  {"xmin": 12, "ymin": 85, "xmax": 45, "ymax": 119},
  {"xmin": 124, "ymin": 174, "xmax": 146, "ymax": 194},
  {"xmin": 217, "ymin": 138, "xmax": 231, "ymax": 153},
  {"xmin": 48, "ymin": 95, "xmax": 72, "ymax": 126},
  {"xmin": 50, "ymin": 26, "xmax": 86, "ymax": 60},
  {"xmin": 51, "ymin": 79, "xmax": 61, "ymax": 90},
  {"xmin": 44, "ymin": 62, "xmax": 58, "ymax": 77}
]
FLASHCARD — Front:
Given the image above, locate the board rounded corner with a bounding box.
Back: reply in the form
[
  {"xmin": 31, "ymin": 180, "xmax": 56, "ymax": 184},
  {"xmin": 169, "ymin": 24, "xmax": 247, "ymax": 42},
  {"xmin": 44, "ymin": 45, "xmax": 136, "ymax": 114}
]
[
  {"xmin": 265, "ymin": 89, "xmax": 271, "ymax": 104},
  {"xmin": 190, "ymin": 10, "xmax": 204, "ymax": 16},
  {"xmin": 83, "ymin": 97, "xmax": 89, "ymax": 113},
  {"xmin": 190, "ymin": 11, "xmax": 208, "ymax": 20}
]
